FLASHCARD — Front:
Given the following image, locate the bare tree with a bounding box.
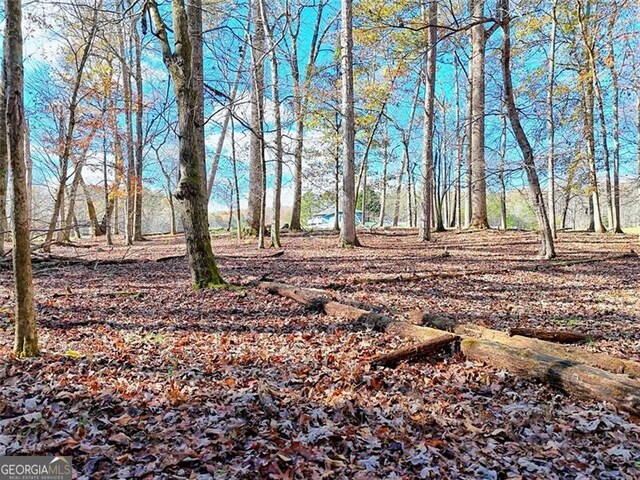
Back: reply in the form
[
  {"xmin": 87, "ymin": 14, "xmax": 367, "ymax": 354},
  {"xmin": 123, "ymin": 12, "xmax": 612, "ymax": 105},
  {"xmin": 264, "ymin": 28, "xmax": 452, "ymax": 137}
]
[
  {"xmin": 5, "ymin": 0, "xmax": 39, "ymax": 356},
  {"xmin": 340, "ymin": 0, "xmax": 359, "ymax": 247},
  {"xmin": 419, "ymin": 0, "xmax": 437, "ymax": 242},
  {"xmin": 42, "ymin": 4, "xmax": 99, "ymax": 251},
  {"xmin": 259, "ymin": 0, "xmax": 283, "ymax": 248},
  {"xmin": 147, "ymin": 0, "xmax": 225, "ymax": 287},
  {"xmin": 247, "ymin": 0, "xmax": 266, "ymax": 235},
  {"xmin": 546, "ymin": 0, "xmax": 558, "ymax": 237},
  {"xmin": 499, "ymin": 0, "xmax": 555, "ymax": 259}
]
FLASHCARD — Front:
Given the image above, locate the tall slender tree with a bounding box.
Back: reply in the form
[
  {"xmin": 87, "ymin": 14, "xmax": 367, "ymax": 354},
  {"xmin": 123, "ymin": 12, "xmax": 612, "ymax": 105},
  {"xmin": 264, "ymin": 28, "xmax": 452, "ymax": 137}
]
[
  {"xmin": 420, "ymin": 0, "xmax": 437, "ymax": 242},
  {"xmin": 5, "ymin": 0, "xmax": 39, "ymax": 356},
  {"xmin": 340, "ymin": 0, "xmax": 359, "ymax": 247}
]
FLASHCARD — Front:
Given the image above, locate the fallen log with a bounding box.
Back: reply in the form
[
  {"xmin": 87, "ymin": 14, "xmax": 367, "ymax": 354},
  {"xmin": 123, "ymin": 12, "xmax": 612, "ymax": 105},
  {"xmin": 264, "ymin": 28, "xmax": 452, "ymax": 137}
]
[
  {"xmin": 259, "ymin": 281, "xmax": 640, "ymax": 415},
  {"xmin": 461, "ymin": 339, "xmax": 640, "ymax": 416},
  {"xmin": 418, "ymin": 319, "xmax": 640, "ymax": 379},
  {"xmin": 508, "ymin": 327, "xmax": 602, "ymax": 344},
  {"xmin": 370, "ymin": 334, "xmax": 459, "ymax": 367}
]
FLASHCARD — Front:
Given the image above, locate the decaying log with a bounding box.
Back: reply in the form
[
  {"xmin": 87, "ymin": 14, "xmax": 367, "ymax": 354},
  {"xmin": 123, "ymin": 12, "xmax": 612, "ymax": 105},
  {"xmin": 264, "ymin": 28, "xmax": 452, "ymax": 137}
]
[
  {"xmin": 508, "ymin": 327, "xmax": 602, "ymax": 344},
  {"xmin": 260, "ymin": 281, "xmax": 640, "ymax": 416},
  {"xmin": 422, "ymin": 320, "xmax": 640, "ymax": 379},
  {"xmin": 461, "ymin": 339, "xmax": 640, "ymax": 416},
  {"xmin": 370, "ymin": 334, "xmax": 459, "ymax": 367}
]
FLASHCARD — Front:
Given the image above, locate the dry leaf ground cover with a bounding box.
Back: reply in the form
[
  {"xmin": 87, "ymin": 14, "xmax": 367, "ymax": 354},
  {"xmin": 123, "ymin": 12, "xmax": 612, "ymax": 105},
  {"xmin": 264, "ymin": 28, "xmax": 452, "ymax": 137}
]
[{"xmin": 1, "ymin": 230, "xmax": 639, "ymax": 479}]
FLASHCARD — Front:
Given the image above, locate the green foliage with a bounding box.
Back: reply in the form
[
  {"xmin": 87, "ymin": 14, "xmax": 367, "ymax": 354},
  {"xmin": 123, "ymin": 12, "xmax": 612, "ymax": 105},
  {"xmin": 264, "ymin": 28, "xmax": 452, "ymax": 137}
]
[
  {"xmin": 357, "ymin": 185, "xmax": 381, "ymax": 217},
  {"xmin": 487, "ymin": 191, "xmax": 537, "ymax": 230}
]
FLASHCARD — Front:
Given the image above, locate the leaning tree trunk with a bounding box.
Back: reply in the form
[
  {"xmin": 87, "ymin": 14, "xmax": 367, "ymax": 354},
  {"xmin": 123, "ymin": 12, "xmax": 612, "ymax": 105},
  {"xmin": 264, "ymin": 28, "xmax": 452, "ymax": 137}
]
[
  {"xmin": 500, "ymin": 0, "xmax": 555, "ymax": 259},
  {"xmin": 148, "ymin": 0, "xmax": 224, "ymax": 288},
  {"xmin": 5, "ymin": 0, "xmax": 38, "ymax": 356},
  {"xmin": 206, "ymin": 36, "xmax": 247, "ymax": 198},
  {"xmin": 419, "ymin": 1, "xmax": 437, "ymax": 242},
  {"xmin": 339, "ymin": 0, "xmax": 359, "ymax": 247}
]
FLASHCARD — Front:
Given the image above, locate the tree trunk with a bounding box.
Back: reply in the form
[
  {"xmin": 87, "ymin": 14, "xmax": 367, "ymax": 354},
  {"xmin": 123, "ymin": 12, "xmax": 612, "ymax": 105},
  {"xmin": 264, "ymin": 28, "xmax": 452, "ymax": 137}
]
[
  {"xmin": 0, "ymin": 55, "xmax": 7, "ymax": 256},
  {"xmin": 577, "ymin": 0, "xmax": 605, "ymax": 234},
  {"xmin": 469, "ymin": 0, "xmax": 489, "ymax": 229},
  {"xmin": 546, "ymin": 0, "xmax": 557, "ymax": 238},
  {"xmin": 607, "ymin": 12, "xmax": 623, "ymax": 233},
  {"xmin": 102, "ymin": 126, "xmax": 113, "ymax": 246},
  {"xmin": 339, "ymin": 0, "xmax": 359, "ymax": 247},
  {"xmin": 206, "ymin": 38, "xmax": 246, "ymax": 198},
  {"xmin": 247, "ymin": 0, "xmax": 266, "ymax": 235},
  {"xmin": 148, "ymin": 0, "xmax": 225, "ymax": 288},
  {"xmin": 333, "ymin": 119, "xmax": 340, "ymax": 232},
  {"xmin": 119, "ymin": 9, "xmax": 135, "ymax": 246},
  {"xmin": 454, "ymin": 57, "xmax": 462, "ymax": 229},
  {"xmin": 133, "ymin": 13, "xmax": 145, "ymax": 241},
  {"xmin": 80, "ymin": 176, "xmax": 100, "ymax": 236},
  {"xmin": 500, "ymin": 0, "xmax": 555, "ymax": 259},
  {"xmin": 259, "ymin": 0, "xmax": 283, "ymax": 249},
  {"xmin": 498, "ymin": 106, "xmax": 507, "ymax": 230},
  {"xmin": 378, "ymin": 120, "xmax": 389, "ymax": 227},
  {"xmin": 230, "ymin": 117, "xmax": 242, "ymax": 239},
  {"xmin": 465, "ymin": 68, "xmax": 473, "ymax": 228},
  {"xmin": 24, "ymin": 118, "xmax": 32, "ymax": 221},
  {"xmin": 43, "ymin": 17, "xmax": 97, "ymax": 251},
  {"xmin": 419, "ymin": 1, "xmax": 437, "ymax": 242},
  {"xmin": 5, "ymin": 0, "xmax": 38, "ymax": 356}
]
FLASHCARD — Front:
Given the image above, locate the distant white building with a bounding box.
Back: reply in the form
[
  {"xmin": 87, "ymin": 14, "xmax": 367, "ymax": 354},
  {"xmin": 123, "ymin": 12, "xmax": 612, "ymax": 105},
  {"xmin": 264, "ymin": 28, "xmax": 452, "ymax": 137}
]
[{"xmin": 308, "ymin": 208, "xmax": 363, "ymax": 229}]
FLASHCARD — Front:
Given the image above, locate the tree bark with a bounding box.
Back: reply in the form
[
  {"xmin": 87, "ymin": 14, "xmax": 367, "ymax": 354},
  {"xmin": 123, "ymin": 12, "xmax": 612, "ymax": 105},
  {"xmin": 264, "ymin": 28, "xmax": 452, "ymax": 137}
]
[
  {"xmin": 500, "ymin": 0, "xmax": 555, "ymax": 259},
  {"xmin": 259, "ymin": 0, "xmax": 283, "ymax": 249},
  {"xmin": 370, "ymin": 334, "xmax": 459, "ymax": 368},
  {"xmin": 133, "ymin": 11, "xmax": 145, "ymax": 241},
  {"xmin": 419, "ymin": 1, "xmax": 437, "ymax": 242},
  {"xmin": 469, "ymin": 0, "xmax": 489, "ymax": 229},
  {"xmin": 0, "ymin": 54, "xmax": 7, "ymax": 256},
  {"xmin": 339, "ymin": 0, "xmax": 359, "ymax": 247},
  {"xmin": 577, "ymin": 0, "xmax": 605, "ymax": 234},
  {"xmin": 546, "ymin": 0, "xmax": 558, "ymax": 238},
  {"xmin": 498, "ymin": 105, "xmax": 507, "ymax": 230},
  {"xmin": 148, "ymin": 0, "xmax": 224, "ymax": 288},
  {"xmin": 607, "ymin": 11, "xmax": 623, "ymax": 233},
  {"xmin": 5, "ymin": 0, "xmax": 39, "ymax": 356},
  {"xmin": 508, "ymin": 327, "xmax": 601, "ymax": 344},
  {"xmin": 378, "ymin": 120, "xmax": 389, "ymax": 227},
  {"xmin": 247, "ymin": 0, "xmax": 266, "ymax": 235}
]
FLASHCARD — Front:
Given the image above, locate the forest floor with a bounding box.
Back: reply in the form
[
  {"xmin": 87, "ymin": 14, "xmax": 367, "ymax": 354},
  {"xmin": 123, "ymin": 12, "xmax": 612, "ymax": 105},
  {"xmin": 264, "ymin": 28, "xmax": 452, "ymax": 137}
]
[{"xmin": 1, "ymin": 229, "xmax": 640, "ymax": 479}]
